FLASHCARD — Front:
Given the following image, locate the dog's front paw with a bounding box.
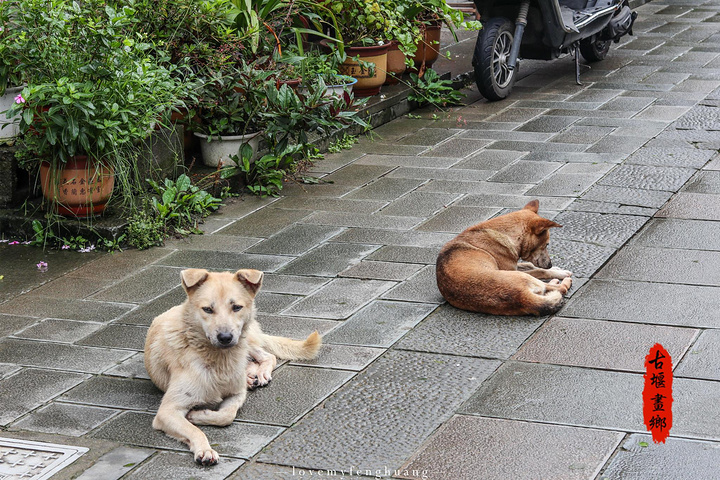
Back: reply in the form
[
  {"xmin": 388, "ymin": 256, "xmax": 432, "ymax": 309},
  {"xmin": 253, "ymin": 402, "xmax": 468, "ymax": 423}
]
[
  {"xmin": 549, "ymin": 267, "xmax": 573, "ymax": 278},
  {"xmin": 194, "ymin": 448, "xmax": 219, "ymax": 466}
]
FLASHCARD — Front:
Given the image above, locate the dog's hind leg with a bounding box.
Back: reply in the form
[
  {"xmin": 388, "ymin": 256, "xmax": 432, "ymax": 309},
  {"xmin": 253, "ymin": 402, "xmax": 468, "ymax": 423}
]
[
  {"xmin": 186, "ymin": 391, "xmax": 247, "ymax": 427},
  {"xmin": 519, "ymin": 262, "xmax": 573, "ymax": 281},
  {"xmin": 153, "ymin": 399, "xmax": 219, "ymax": 466}
]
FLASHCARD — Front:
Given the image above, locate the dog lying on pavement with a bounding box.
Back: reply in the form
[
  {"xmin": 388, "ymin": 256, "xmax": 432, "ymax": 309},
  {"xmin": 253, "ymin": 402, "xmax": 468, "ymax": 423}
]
[
  {"xmin": 145, "ymin": 268, "xmax": 321, "ymax": 465},
  {"xmin": 436, "ymin": 200, "xmax": 572, "ymax": 316}
]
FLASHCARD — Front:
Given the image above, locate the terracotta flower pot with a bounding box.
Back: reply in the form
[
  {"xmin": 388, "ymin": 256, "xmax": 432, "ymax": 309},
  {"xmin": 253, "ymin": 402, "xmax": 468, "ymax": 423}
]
[
  {"xmin": 412, "ymin": 22, "xmax": 442, "ymax": 70},
  {"xmin": 339, "ymin": 43, "xmax": 390, "ymax": 97},
  {"xmin": 384, "ymin": 41, "xmax": 407, "ymax": 86},
  {"xmin": 39, "ymin": 156, "xmax": 115, "ymax": 217}
]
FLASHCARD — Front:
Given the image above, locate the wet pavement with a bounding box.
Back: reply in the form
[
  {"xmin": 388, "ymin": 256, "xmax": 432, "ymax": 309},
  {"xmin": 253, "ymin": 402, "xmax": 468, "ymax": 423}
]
[{"xmin": 2, "ymin": 0, "xmax": 720, "ymax": 478}]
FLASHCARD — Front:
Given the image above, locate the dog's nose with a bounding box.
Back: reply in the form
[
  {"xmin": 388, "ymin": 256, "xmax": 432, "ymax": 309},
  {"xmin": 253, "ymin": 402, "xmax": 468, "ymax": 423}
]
[{"xmin": 216, "ymin": 332, "xmax": 234, "ymax": 345}]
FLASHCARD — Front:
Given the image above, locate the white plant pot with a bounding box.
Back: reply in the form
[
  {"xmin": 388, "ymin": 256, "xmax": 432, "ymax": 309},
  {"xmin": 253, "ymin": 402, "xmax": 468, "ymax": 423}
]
[
  {"xmin": 299, "ymin": 76, "xmax": 358, "ymax": 98},
  {"xmin": 0, "ymin": 85, "xmax": 23, "ymax": 140},
  {"xmin": 194, "ymin": 131, "xmax": 261, "ymax": 167}
]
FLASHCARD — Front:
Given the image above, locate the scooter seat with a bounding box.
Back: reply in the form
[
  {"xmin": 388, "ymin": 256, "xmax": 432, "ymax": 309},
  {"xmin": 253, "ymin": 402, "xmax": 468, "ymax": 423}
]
[{"xmin": 559, "ymin": 0, "xmax": 616, "ymax": 31}]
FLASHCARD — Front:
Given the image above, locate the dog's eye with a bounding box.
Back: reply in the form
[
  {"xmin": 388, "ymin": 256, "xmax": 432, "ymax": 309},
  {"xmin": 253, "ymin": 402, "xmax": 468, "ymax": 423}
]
[
  {"xmin": 202, "ymin": 307, "xmax": 214, "ymax": 314},
  {"xmin": 232, "ymin": 305, "xmax": 243, "ymax": 312}
]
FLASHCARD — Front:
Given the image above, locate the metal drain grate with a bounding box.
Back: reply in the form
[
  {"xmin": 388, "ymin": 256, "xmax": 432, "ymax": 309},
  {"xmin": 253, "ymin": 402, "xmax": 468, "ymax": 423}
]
[{"xmin": 0, "ymin": 438, "xmax": 88, "ymax": 480}]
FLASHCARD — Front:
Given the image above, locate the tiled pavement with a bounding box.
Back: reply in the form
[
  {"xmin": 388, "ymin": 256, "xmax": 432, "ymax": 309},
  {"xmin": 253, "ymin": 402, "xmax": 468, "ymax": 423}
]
[{"xmin": 2, "ymin": 0, "xmax": 720, "ymax": 478}]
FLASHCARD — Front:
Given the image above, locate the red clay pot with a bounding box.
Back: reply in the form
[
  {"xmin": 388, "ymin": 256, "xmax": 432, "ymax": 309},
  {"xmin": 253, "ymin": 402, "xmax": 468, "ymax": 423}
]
[
  {"xmin": 39, "ymin": 156, "xmax": 115, "ymax": 217},
  {"xmin": 339, "ymin": 43, "xmax": 391, "ymax": 97}
]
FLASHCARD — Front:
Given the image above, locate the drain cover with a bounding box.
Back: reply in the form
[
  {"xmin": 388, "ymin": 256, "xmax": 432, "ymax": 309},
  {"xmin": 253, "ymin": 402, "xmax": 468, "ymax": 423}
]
[{"xmin": 0, "ymin": 438, "xmax": 88, "ymax": 480}]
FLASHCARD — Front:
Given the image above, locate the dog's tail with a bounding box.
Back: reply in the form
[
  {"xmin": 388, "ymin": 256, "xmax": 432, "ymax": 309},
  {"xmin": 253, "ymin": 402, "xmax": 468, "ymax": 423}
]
[{"xmin": 256, "ymin": 331, "xmax": 322, "ymax": 360}]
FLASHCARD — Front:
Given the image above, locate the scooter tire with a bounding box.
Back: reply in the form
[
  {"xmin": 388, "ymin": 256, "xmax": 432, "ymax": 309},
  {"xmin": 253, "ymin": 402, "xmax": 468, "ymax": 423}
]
[
  {"xmin": 579, "ymin": 38, "xmax": 611, "ymax": 62},
  {"xmin": 473, "ymin": 17, "xmax": 517, "ymax": 101}
]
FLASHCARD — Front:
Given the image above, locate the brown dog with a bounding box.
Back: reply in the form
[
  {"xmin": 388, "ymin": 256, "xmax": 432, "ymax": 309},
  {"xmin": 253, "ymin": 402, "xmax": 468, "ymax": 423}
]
[
  {"xmin": 436, "ymin": 200, "xmax": 572, "ymax": 315},
  {"xmin": 145, "ymin": 268, "xmax": 321, "ymax": 465}
]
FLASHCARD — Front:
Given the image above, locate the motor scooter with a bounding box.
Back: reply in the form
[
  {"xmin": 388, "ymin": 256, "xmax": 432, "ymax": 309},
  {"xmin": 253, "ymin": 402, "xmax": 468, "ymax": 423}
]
[{"xmin": 471, "ymin": 0, "xmax": 637, "ymax": 100}]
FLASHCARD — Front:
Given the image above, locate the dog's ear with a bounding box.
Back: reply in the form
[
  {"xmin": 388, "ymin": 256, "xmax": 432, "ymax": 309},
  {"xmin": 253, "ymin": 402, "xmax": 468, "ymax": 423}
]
[
  {"xmin": 523, "ymin": 200, "xmax": 540, "ymax": 213},
  {"xmin": 236, "ymin": 269, "xmax": 263, "ymax": 297},
  {"xmin": 181, "ymin": 269, "xmax": 209, "ymax": 293},
  {"xmin": 531, "ymin": 218, "xmax": 562, "ymax": 235}
]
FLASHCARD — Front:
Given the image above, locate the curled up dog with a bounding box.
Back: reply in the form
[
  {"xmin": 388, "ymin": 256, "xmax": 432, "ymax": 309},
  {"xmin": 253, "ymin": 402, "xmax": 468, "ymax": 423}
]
[
  {"xmin": 436, "ymin": 200, "xmax": 573, "ymax": 316},
  {"xmin": 144, "ymin": 268, "xmax": 321, "ymax": 465}
]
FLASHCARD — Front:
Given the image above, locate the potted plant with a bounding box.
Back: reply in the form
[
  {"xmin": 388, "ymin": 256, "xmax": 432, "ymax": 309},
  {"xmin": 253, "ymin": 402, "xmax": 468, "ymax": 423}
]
[
  {"xmin": 293, "ymin": 49, "xmax": 357, "ymax": 98},
  {"xmin": 191, "ymin": 62, "xmax": 274, "ymax": 168},
  {"xmin": 5, "ymin": 0, "xmax": 186, "ymax": 216}
]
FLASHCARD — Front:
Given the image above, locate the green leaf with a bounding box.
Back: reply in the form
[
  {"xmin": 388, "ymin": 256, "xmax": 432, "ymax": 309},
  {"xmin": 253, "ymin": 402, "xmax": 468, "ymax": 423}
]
[{"xmin": 638, "ymin": 441, "xmax": 649, "ymax": 447}]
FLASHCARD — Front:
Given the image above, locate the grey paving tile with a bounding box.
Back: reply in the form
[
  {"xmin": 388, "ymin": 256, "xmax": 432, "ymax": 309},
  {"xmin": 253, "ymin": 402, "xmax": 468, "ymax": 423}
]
[
  {"xmin": 400, "ymin": 416, "xmax": 622, "ymax": 480},
  {"xmin": 456, "ymin": 194, "xmax": 573, "ymax": 211},
  {"xmin": 600, "ymin": 434, "xmax": 720, "ymax": 480},
  {"xmin": 123, "ymin": 452, "xmax": 244, "ymax": 480},
  {"xmin": 122, "ymin": 451, "xmax": 243, "ymax": 479},
  {"xmin": 237, "ymin": 365, "xmax": 353, "ymax": 426},
  {"xmin": 415, "ymin": 206, "xmax": 501, "ymax": 233},
  {"xmin": 366, "ymin": 245, "xmax": 439, "ymax": 265},
  {"xmin": 353, "ymin": 154, "xmax": 459, "ymax": 169},
  {"xmin": 61, "ymin": 376, "xmax": 162, "ymax": 411},
  {"xmin": 156, "ymin": 250, "xmax": 291, "ymax": 272},
  {"xmin": 163, "ymin": 234, "xmax": 261, "ymax": 253},
  {"xmin": 290, "ymin": 344, "xmax": 383, "ymax": 371},
  {"xmin": 397, "ymin": 128, "xmax": 461, "ymax": 146},
  {"xmin": 88, "ymin": 266, "xmax": 182, "ymax": 303},
  {"xmin": 488, "ymin": 160, "xmax": 562, "ymax": 183},
  {"xmin": 329, "ymin": 229, "xmax": 453, "ymax": 248},
  {"xmin": 586, "ymin": 135, "xmax": 649, "ymax": 155},
  {"xmin": 256, "ymin": 293, "xmax": 301, "ymax": 314},
  {"xmin": 675, "ymin": 329, "xmax": 720, "ymax": 381},
  {"xmin": 380, "ymin": 192, "xmax": 461, "ymax": 217},
  {"xmin": 104, "ymin": 353, "xmax": 150, "ymax": 380},
  {"xmin": 381, "ymin": 265, "xmax": 444, "ymax": 304},
  {"xmin": 343, "ymin": 177, "xmax": 426, "ymax": 201},
  {"xmin": 517, "ymin": 115, "xmax": 580, "ymax": 132},
  {"xmin": 323, "ymin": 300, "xmax": 436, "ymax": 348},
  {"xmin": 418, "ymin": 179, "xmax": 531, "ymax": 195},
  {"xmin": 0, "ymin": 338, "xmax": 132, "ymax": 373},
  {"xmin": 460, "ymin": 361, "xmax": 644, "ymax": 431},
  {"xmin": 582, "ymin": 185, "xmax": 673, "ymax": 208},
  {"xmin": 299, "ymin": 211, "xmax": 423, "ymax": 230},
  {"xmin": 564, "ymin": 279, "xmax": 720, "ymax": 328},
  {"xmin": 319, "ymin": 164, "xmax": 395, "ymax": 187},
  {"xmin": 600, "ymin": 96, "xmax": 657, "ymax": 112},
  {"xmin": 339, "ymin": 261, "xmax": 423, "ymax": 281},
  {"xmin": 116, "ymin": 287, "xmax": 185, "ymax": 326},
  {"xmin": 455, "ymin": 149, "xmax": 526, "ymax": 170},
  {"xmin": 637, "ymin": 105, "xmax": 692, "ymax": 121},
  {"xmin": 0, "ymin": 363, "xmax": 20, "ymax": 379},
  {"xmin": 258, "ymin": 350, "xmax": 499, "ymax": 473},
  {"xmin": 552, "ymin": 211, "xmax": 649, "ymax": 247},
  {"xmin": 674, "ymin": 104, "xmax": 720, "ymax": 130},
  {"xmin": 228, "ymin": 463, "xmax": 304, "ymax": 480},
  {"xmin": 0, "ymin": 368, "xmax": 88, "ymax": 426},
  {"xmin": 597, "ymin": 245, "xmax": 720, "ymax": 285},
  {"xmin": 549, "ymin": 125, "xmax": 616, "ymax": 144},
  {"xmin": 683, "ymin": 170, "xmax": 720, "ymax": 194},
  {"xmin": 656, "ymin": 192, "xmax": 720, "ymax": 220},
  {"xmin": 550, "ymin": 239, "xmax": 616, "ymax": 278},
  {"xmin": 77, "ymin": 324, "xmax": 148, "ymax": 351},
  {"xmin": 69, "ymin": 248, "xmax": 174, "ymax": 282},
  {"xmin": 270, "ymin": 197, "xmax": 385, "ymax": 214},
  {"xmin": 30, "ymin": 276, "xmax": 114, "ymax": 299},
  {"xmin": 459, "ymin": 129, "xmax": 553, "ymax": 142},
  {"xmin": 11, "ymin": 403, "xmax": 118, "ymax": 436},
  {"xmin": 387, "ymin": 166, "xmax": 494, "ymax": 182},
  {"xmin": 261, "ymin": 274, "xmax": 329, "ymax": 295},
  {"xmin": 485, "ymin": 107, "xmax": 546, "ymax": 123},
  {"xmin": 526, "ymin": 173, "xmax": 605, "ymax": 197},
  {"xmin": 218, "ymin": 208, "xmax": 310, "ymax": 238},
  {"xmin": 307, "ymin": 150, "xmax": 364, "ymax": 174},
  {"xmin": 0, "ymin": 315, "xmax": 37, "ymax": 337},
  {"xmin": 0, "ymin": 297, "xmax": 133, "ymax": 323},
  {"xmin": 514, "ymin": 317, "xmax": 697, "ymax": 372},
  {"xmin": 396, "ymin": 304, "xmax": 544, "ymax": 359},
  {"xmin": 13, "ymin": 319, "xmax": 102, "ymax": 343},
  {"xmin": 75, "ymin": 447, "xmax": 154, "ymax": 480},
  {"xmin": 625, "ymin": 146, "xmax": 716, "ymax": 168},
  {"xmin": 419, "ymin": 138, "xmax": 490, "ymax": 158},
  {"xmin": 599, "ymin": 164, "xmax": 697, "ymax": 191},
  {"xmin": 277, "ymin": 243, "xmax": 378, "ymax": 277},
  {"xmin": 522, "ymin": 150, "xmax": 625, "ymax": 164},
  {"xmin": 486, "ymin": 140, "xmax": 588, "ymax": 152},
  {"xmin": 255, "ymin": 315, "xmax": 339, "ymax": 340},
  {"xmin": 245, "ymin": 224, "xmax": 345, "ymax": 256},
  {"xmin": 631, "ymin": 218, "xmax": 720, "ymax": 250},
  {"xmin": 281, "ymin": 278, "xmax": 395, "ymax": 319}
]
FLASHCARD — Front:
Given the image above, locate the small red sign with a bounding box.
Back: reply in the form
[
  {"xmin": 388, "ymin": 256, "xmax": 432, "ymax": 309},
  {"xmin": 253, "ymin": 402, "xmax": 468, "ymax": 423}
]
[{"xmin": 643, "ymin": 343, "xmax": 673, "ymax": 443}]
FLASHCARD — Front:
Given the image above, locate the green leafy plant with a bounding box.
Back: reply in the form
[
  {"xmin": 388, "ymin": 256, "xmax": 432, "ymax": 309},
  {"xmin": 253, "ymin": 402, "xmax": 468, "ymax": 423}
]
[
  {"xmin": 407, "ymin": 68, "xmax": 464, "ymax": 107},
  {"xmin": 126, "ymin": 209, "xmax": 166, "ymax": 250},
  {"xmin": 328, "ymin": 134, "xmax": 359, "ymax": 153},
  {"xmin": 147, "ymin": 174, "xmax": 224, "ymax": 234}
]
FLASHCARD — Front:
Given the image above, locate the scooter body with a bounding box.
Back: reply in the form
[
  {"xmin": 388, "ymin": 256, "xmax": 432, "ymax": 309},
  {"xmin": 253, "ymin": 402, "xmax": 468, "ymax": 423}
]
[{"xmin": 472, "ymin": 0, "xmax": 637, "ymax": 100}]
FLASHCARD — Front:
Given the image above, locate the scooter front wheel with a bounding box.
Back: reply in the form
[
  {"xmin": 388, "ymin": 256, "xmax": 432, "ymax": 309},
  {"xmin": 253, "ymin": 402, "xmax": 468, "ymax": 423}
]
[{"xmin": 473, "ymin": 18, "xmax": 517, "ymax": 101}]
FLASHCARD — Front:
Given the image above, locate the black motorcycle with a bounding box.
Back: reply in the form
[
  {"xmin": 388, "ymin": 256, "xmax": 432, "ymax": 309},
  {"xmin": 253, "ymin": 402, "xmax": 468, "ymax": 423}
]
[{"xmin": 472, "ymin": 0, "xmax": 637, "ymax": 100}]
